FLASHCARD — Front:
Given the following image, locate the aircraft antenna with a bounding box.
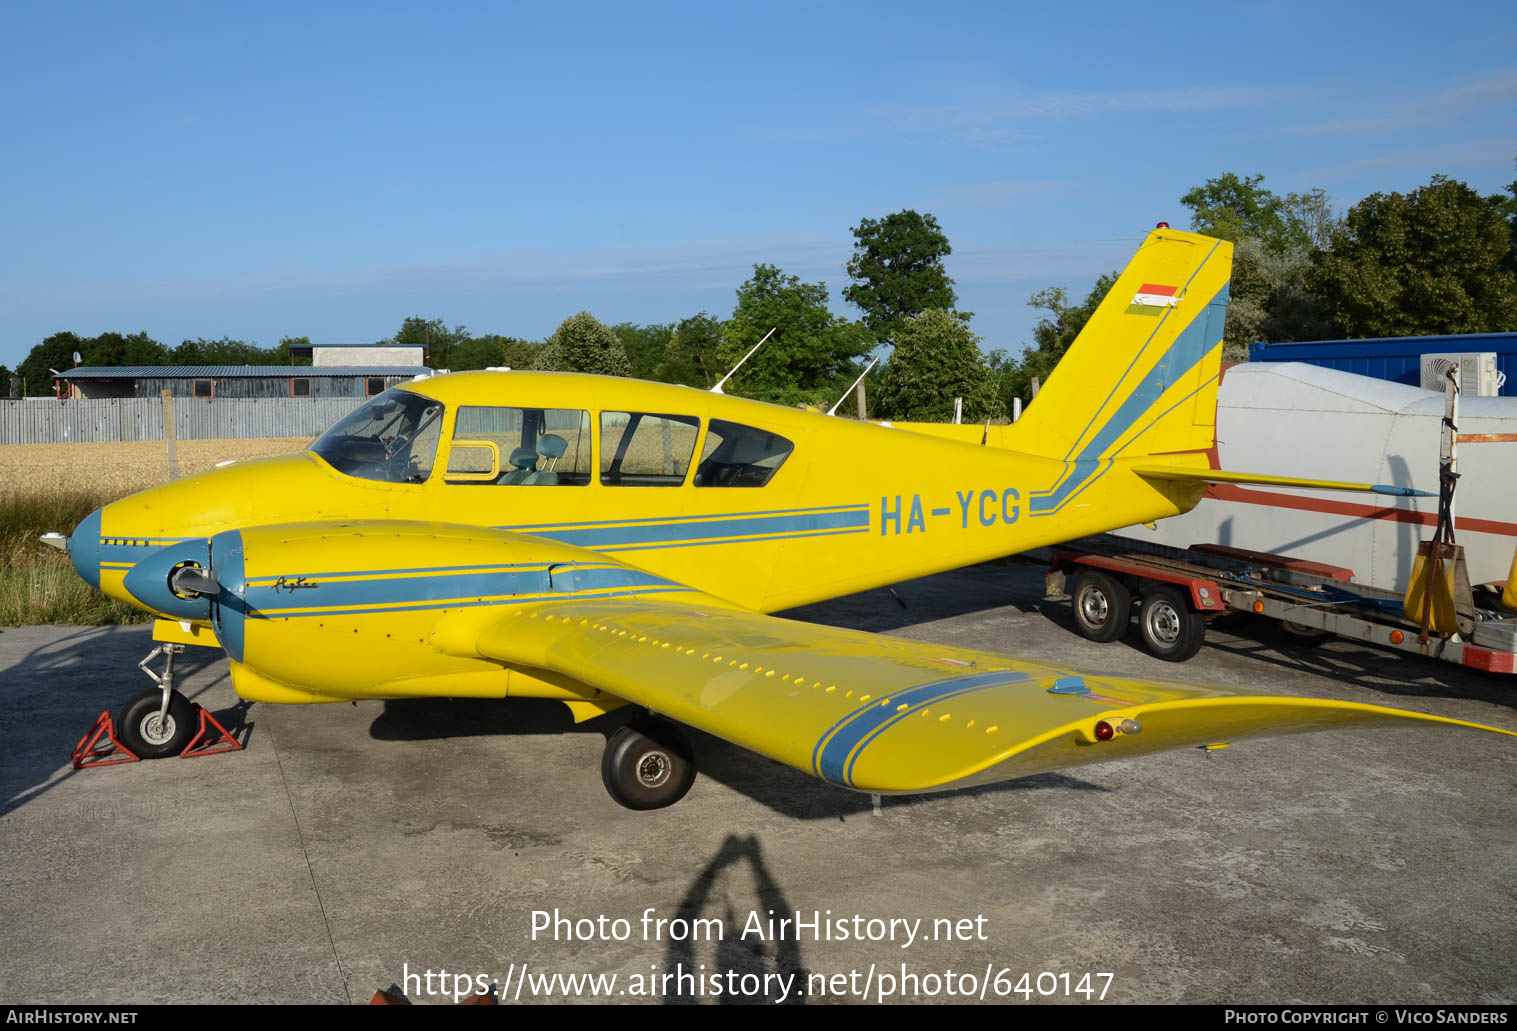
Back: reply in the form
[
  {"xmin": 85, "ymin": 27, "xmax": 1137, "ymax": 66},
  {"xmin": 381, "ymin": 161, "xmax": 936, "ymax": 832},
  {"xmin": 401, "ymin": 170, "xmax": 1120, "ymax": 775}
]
[
  {"xmin": 710, "ymin": 327, "xmax": 776, "ymax": 394},
  {"xmin": 826, "ymin": 356, "xmax": 879, "ymax": 416}
]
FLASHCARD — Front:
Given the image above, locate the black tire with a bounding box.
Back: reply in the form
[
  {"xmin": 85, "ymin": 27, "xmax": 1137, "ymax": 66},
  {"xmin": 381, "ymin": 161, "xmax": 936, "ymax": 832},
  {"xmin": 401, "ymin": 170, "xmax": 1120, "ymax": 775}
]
[
  {"xmin": 116, "ymin": 687, "xmax": 196, "ymax": 759},
  {"xmin": 1070, "ymin": 570, "xmax": 1131, "ymax": 644},
  {"xmin": 1280, "ymin": 620, "xmax": 1331, "ymax": 645},
  {"xmin": 1138, "ymin": 584, "xmax": 1207, "ymax": 662},
  {"xmin": 601, "ymin": 717, "xmax": 696, "ymax": 810}
]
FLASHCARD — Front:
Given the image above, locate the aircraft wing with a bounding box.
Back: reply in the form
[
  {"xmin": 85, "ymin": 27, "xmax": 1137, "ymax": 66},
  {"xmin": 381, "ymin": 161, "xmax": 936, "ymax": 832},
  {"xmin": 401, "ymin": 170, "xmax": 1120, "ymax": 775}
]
[{"xmin": 438, "ymin": 593, "xmax": 1508, "ymax": 795}]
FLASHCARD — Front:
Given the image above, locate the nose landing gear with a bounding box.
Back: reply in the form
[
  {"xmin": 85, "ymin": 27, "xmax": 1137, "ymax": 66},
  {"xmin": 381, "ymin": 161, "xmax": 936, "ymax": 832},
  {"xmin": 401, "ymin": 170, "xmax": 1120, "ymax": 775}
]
[{"xmin": 119, "ymin": 644, "xmax": 196, "ymax": 758}]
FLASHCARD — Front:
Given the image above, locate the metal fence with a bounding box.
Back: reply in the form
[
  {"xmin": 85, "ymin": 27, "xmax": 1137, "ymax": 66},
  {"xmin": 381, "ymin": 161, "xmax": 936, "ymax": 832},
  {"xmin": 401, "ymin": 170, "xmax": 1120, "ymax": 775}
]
[{"xmin": 0, "ymin": 397, "xmax": 368, "ymax": 445}]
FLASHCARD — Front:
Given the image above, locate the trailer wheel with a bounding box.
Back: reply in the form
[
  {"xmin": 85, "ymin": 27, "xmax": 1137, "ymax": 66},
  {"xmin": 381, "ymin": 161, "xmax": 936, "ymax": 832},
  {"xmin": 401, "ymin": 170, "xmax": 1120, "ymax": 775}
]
[
  {"xmin": 1138, "ymin": 584, "xmax": 1206, "ymax": 662},
  {"xmin": 1070, "ymin": 571, "xmax": 1131, "ymax": 644}
]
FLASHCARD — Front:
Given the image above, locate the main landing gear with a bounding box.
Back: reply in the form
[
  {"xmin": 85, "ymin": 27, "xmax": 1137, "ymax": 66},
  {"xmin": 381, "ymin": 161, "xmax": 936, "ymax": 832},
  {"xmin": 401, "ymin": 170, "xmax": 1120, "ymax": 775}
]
[
  {"xmin": 118, "ymin": 644, "xmax": 196, "ymax": 758},
  {"xmin": 601, "ymin": 715, "xmax": 696, "ymax": 810}
]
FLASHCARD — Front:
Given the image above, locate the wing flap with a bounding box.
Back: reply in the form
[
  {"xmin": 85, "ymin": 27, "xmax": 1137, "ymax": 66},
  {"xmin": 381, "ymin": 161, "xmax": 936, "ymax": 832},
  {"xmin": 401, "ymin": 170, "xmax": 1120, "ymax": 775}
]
[{"xmin": 450, "ymin": 596, "xmax": 1509, "ymax": 795}]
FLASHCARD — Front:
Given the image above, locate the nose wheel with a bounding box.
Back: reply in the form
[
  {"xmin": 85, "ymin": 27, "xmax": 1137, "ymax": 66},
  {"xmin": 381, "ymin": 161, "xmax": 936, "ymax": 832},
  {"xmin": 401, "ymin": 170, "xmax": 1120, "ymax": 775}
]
[
  {"xmin": 116, "ymin": 644, "xmax": 196, "ymax": 758},
  {"xmin": 601, "ymin": 716, "xmax": 696, "ymax": 810}
]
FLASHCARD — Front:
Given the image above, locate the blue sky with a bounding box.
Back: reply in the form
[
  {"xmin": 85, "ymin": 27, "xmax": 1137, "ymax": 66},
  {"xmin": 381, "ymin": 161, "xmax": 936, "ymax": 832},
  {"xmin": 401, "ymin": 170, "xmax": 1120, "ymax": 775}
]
[{"xmin": 3, "ymin": 1, "xmax": 1514, "ymax": 369}]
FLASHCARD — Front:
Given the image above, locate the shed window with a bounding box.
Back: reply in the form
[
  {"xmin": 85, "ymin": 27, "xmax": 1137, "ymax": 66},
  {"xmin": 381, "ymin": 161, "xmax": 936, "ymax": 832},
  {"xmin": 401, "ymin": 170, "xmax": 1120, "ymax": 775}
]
[
  {"xmin": 291, "ymin": 378, "xmax": 311, "ymax": 397},
  {"xmin": 193, "ymin": 379, "xmax": 214, "ymax": 398},
  {"xmin": 366, "ymin": 377, "xmax": 386, "ymax": 396}
]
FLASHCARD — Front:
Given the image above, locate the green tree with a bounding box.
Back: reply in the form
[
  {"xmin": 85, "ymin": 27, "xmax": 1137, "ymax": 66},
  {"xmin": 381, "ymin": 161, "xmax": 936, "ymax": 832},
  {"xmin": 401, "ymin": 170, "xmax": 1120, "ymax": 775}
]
[
  {"xmin": 1222, "ymin": 239, "xmax": 1329, "ymax": 359},
  {"xmin": 533, "ymin": 312, "xmax": 633, "ymax": 376},
  {"xmin": 1495, "ymin": 160, "xmax": 1517, "ymax": 278},
  {"xmin": 170, "ymin": 337, "xmax": 274, "ymax": 365},
  {"xmin": 843, "ymin": 210, "xmax": 956, "ymax": 339},
  {"xmin": 0, "ymin": 364, "xmax": 13, "ymax": 398},
  {"xmin": 84, "ymin": 331, "xmax": 168, "ymax": 367},
  {"xmin": 1182, "ymin": 172, "xmax": 1337, "ymax": 349},
  {"xmin": 721, "ymin": 264, "xmax": 873, "ymax": 405},
  {"xmin": 654, "ymin": 313, "xmax": 723, "ymax": 387},
  {"xmin": 274, "ymin": 336, "xmax": 314, "ymax": 366},
  {"xmin": 874, "ymin": 309, "xmax": 1003, "ymax": 421},
  {"xmin": 611, "ymin": 322, "xmax": 673, "ymax": 380},
  {"xmin": 453, "ymin": 334, "xmax": 539, "ymax": 371},
  {"xmin": 387, "ymin": 316, "xmax": 471, "ymax": 369},
  {"xmin": 1182, "ymin": 173, "xmax": 1309, "ymax": 254},
  {"xmin": 1310, "ymin": 174, "xmax": 1517, "ymax": 338},
  {"xmin": 17, "ymin": 332, "xmax": 85, "ymax": 395}
]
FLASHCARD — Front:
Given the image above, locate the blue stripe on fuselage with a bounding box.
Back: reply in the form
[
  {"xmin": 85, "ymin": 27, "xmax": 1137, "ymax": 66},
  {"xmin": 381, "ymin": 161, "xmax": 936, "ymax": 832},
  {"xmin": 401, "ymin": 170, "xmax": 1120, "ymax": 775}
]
[{"xmin": 506, "ymin": 506, "xmax": 870, "ymax": 549}]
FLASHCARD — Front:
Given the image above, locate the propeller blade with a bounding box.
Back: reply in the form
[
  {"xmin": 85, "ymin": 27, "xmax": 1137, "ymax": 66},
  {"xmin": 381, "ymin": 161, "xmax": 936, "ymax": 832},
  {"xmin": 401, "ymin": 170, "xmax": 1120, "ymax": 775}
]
[{"xmin": 171, "ymin": 565, "xmax": 221, "ymax": 597}]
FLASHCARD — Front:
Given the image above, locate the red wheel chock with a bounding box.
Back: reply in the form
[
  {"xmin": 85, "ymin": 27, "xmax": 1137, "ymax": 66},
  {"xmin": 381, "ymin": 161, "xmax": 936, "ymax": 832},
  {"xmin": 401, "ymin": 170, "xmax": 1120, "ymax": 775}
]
[
  {"xmin": 70, "ymin": 703, "xmax": 244, "ymax": 770},
  {"xmin": 71, "ymin": 711, "xmax": 140, "ymax": 769},
  {"xmin": 180, "ymin": 703, "xmax": 244, "ymax": 758}
]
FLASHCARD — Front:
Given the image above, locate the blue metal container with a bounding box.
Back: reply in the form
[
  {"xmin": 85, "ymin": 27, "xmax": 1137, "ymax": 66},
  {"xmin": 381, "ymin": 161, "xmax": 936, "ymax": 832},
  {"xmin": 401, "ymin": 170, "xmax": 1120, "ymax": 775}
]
[{"xmin": 1248, "ymin": 333, "xmax": 1517, "ymax": 396}]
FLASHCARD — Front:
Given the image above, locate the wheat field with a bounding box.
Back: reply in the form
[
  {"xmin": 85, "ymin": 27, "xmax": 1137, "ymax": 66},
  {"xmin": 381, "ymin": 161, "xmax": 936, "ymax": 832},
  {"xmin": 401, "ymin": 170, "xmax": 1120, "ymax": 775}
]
[{"xmin": 0, "ymin": 437, "xmax": 312, "ymax": 499}]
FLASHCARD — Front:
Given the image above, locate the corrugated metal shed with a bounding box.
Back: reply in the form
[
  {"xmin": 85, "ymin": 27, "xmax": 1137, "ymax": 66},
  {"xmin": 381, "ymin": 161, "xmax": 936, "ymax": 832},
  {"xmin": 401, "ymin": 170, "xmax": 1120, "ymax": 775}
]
[{"xmin": 1249, "ymin": 333, "xmax": 1516, "ymax": 396}]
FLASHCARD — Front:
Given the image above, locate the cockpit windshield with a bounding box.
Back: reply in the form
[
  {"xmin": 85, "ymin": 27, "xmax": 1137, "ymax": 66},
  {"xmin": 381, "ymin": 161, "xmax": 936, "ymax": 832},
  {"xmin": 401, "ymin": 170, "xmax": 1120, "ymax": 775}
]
[{"xmin": 309, "ymin": 389, "xmax": 444, "ymax": 484}]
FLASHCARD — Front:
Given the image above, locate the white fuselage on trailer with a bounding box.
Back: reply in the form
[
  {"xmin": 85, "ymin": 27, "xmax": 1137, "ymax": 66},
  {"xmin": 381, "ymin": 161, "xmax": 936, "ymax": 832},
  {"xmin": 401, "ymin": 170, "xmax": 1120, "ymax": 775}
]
[{"xmin": 1118, "ymin": 363, "xmax": 1517, "ymax": 594}]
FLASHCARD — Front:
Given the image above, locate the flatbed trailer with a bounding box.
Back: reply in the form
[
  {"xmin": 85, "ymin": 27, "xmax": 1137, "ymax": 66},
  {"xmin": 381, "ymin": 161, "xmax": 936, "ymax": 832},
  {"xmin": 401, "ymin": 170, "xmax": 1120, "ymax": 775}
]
[{"xmin": 1044, "ymin": 533, "xmax": 1517, "ymax": 674}]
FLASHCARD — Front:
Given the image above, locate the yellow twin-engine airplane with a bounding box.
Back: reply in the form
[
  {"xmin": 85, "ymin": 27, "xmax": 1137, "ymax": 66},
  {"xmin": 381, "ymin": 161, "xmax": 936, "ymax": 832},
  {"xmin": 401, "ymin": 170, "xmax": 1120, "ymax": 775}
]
[{"xmin": 60, "ymin": 227, "xmax": 1510, "ymax": 808}]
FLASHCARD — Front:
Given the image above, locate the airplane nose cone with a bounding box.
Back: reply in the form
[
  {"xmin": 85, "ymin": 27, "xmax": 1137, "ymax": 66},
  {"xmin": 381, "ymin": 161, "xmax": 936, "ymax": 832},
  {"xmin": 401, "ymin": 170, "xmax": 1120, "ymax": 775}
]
[{"xmin": 68, "ymin": 507, "xmax": 103, "ymax": 590}]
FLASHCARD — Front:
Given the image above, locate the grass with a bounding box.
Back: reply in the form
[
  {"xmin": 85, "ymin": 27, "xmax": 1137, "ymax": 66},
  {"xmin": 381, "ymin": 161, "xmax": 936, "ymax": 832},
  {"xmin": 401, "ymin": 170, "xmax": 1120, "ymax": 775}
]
[
  {"xmin": 0, "ymin": 437, "xmax": 310, "ymax": 626},
  {"xmin": 0, "ymin": 490, "xmax": 147, "ymax": 626}
]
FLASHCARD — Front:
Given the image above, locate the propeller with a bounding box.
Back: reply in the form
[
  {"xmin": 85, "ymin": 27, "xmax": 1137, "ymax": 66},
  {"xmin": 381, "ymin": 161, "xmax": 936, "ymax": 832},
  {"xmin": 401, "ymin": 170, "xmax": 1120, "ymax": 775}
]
[{"xmin": 171, "ymin": 565, "xmax": 221, "ymax": 597}]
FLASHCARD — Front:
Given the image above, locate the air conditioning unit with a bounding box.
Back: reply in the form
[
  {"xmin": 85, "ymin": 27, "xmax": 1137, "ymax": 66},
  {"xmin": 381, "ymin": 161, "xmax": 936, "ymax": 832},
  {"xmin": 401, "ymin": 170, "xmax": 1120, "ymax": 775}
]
[{"xmin": 1419, "ymin": 352, "xmax": 1503, "ymax": 396}]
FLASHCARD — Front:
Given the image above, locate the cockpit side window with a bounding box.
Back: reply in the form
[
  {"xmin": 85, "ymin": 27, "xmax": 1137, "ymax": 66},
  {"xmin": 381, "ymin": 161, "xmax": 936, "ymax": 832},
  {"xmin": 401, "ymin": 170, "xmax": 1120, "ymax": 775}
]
[
  {"xmin": 448, "ymin": 406, "xmax": 592, "ymax": 485},
  {"xmin": 310, "ymin": 389, "xmax": 445, "ymax": 484},
  {"xmin": 600, "ymin": 412, "xmax": 699, "ymax": 486},
  {"xmin": 694, "ymin": 419, "xmax": 794, "ymax": 487}
]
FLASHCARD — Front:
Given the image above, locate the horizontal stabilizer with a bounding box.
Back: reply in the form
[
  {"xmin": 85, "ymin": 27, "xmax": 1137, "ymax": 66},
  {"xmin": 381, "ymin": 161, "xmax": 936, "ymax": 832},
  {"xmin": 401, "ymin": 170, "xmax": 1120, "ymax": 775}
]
[{"xmin": 1132, "ymin": 464, "xmax": 1435, "ymax": 498}]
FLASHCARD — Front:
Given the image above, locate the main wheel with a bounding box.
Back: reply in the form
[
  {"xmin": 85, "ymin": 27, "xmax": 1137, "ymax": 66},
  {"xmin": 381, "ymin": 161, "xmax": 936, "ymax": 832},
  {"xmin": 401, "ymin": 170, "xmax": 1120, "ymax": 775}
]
[
  {"xmin": 1138, "ymin": 584, "xmax": 1207, "ymax": 662},
  {"xmin": 116, "ymin": 687, "xmax": 196, "ymax": 759},
  {"xmin": 601, "ymin": 717, "xmax": 696, "ymax": 810},
  {"xmin": 1070, "ymin": 570, "xmax": 1131, "ymax": 644}
]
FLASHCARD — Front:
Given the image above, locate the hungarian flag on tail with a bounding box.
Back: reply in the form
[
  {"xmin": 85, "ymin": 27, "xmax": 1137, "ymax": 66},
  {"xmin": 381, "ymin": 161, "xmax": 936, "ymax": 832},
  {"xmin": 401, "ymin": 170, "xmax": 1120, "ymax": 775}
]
[{"xmin": 1126, "ymin": 283, "xmax": 1179, "ymax": 316}]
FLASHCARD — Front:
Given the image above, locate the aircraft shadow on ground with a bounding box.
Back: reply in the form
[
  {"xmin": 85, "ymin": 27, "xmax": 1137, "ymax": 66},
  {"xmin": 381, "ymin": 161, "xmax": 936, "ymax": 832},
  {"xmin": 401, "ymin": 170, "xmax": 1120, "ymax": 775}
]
[
  {"xmin": 0, "ymin": 625, "xmax": 254, "ymax": 819},
  {"xmin": 368, "ymin": 696, "xmax": 1109, "ymax": 821}
]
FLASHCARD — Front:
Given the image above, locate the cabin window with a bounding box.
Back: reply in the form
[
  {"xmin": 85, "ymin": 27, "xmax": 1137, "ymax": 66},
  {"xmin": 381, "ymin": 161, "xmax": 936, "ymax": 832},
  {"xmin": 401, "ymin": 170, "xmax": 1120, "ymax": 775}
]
[
  {"xmin": 366, "ymin": 376, "xmax": 386, "ymax": 396},
  {"xmin": 193, "ymin": 379, "xmax": 214, "ymax": 398},
  {"xmin": 694, "ymin": 419, "xmax": 794, "ymax": 487},
  {"xmin": 449, "ymin": 406, "xmax": 592, "ymax": 485},
  {"xmin": 290, "ymin": 377, "xmax": 311, "ymax": 397},
  {"xmin": 309, "ymin": 388, "xmax": 445, "ymax": 484},
  {"xmin": 600, "ymin": 412, "xmax": 699, "ymax": 487}
]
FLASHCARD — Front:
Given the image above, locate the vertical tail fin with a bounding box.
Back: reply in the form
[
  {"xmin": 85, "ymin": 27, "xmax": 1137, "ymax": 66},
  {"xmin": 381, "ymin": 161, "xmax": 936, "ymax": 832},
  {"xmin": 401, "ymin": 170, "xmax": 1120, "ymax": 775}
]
[{"xmin": 1012, "ymin": 227, "xmax": 1232, "ymax": 517}]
